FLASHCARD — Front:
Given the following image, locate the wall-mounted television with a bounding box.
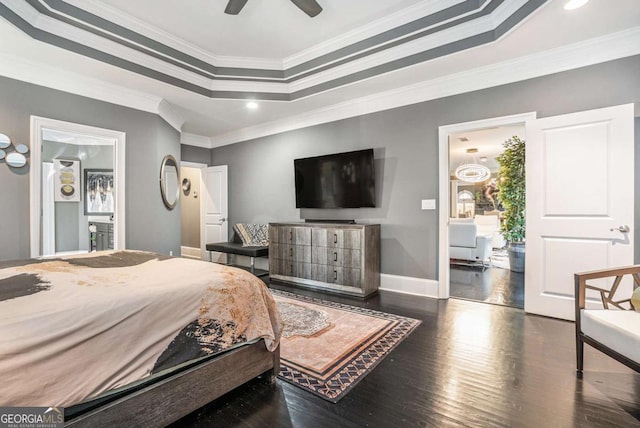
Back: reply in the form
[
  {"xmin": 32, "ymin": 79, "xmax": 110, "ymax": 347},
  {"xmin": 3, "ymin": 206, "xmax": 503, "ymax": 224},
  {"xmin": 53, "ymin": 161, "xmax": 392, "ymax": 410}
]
[{"xmin": 294, "ymin": 149, "xmax": 376, "ymax": 209}]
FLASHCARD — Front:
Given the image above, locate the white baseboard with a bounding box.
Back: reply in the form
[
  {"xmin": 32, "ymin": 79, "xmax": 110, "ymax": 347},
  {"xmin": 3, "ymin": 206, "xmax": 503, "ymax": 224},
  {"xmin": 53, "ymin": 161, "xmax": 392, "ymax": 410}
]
[
  {"xmin": 379, "ymin": 273, "xmax": 439, "ymax": 298},
  {"xmin": 181, "ymin": 246, "xmax": 202, "ymax": 260}
]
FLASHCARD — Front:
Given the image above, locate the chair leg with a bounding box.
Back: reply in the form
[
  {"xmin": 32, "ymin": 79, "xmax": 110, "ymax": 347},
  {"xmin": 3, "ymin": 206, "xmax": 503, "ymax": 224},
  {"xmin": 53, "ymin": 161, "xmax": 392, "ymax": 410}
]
[{"xmin": 576, "ymin": 336, "xmax": 584, "ymax": 378}]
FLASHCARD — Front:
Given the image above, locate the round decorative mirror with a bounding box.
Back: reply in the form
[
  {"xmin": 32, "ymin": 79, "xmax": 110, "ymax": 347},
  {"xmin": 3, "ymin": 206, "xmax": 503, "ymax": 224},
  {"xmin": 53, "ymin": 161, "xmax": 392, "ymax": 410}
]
[
  {"xmin": 182, "ymin": 177, "xmax": 191, "ymax": 194},
  {"xmin": 0, "ymin": 133, "xmax": 10, "ymax": 149},
  {"xmin": 6, "ymin": 152, "xmax": 27, "ymax": 168},
  {"xmin": 160, "ymin": 154, "xmax": 180, "ymax": 209},
  {"xmin": 15, "ymin": 144, "xmax": 29, "ymax": 154}
]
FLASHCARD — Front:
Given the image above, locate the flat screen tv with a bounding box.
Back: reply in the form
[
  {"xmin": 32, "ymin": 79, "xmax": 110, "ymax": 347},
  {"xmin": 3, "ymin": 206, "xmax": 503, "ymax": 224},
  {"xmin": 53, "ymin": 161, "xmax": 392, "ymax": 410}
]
[{"xmin": 294, "ymin": 149, "xmax": 376, "ymax": 208}]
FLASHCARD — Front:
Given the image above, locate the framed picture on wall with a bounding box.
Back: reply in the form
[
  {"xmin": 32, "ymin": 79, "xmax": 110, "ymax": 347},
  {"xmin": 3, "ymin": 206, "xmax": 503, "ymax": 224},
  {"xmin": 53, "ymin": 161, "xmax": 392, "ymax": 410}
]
[
  {"xmin": 53, "ymin": 159, "xmax": 81, "ymax": 202},
  {"xmin": 84, "ymin": 169, "xmax": 114, "ymax": 215}
]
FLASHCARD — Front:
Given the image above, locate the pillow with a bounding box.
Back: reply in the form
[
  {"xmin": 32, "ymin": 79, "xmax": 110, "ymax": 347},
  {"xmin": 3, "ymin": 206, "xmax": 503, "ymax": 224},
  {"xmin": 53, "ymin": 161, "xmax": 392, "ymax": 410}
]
[
  {"xmin": 631, "ymin": 287, "xmax": 640, "ymax": 311},
  {"xmin": 234, "ymin": 223, "xmax": 269, "ymax": 247}
]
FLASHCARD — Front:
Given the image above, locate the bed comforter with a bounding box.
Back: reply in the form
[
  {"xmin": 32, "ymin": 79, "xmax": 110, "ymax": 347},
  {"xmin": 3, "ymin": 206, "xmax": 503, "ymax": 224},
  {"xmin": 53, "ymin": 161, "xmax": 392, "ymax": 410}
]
[{"xmin": 0, "ymin": 251, "xmax": 282, "ymax": 407}]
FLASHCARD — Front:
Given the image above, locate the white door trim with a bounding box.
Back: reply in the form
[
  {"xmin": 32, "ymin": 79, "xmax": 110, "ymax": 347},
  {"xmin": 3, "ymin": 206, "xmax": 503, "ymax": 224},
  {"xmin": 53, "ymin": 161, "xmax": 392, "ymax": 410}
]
[
  {"xmin": 437, "ymin": 112, "xmax": 537, "ymax": 299},
  {"xmin": 30, "ymin": 116, "xmax": 126, "ymax": 258}
]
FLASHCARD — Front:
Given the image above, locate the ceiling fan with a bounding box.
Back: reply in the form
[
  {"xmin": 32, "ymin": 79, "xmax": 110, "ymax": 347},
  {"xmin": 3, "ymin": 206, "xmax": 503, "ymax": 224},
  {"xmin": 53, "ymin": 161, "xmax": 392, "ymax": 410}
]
[{"xmin": 224, "ymin": 0, "xmax": 323, "ymax": 17}]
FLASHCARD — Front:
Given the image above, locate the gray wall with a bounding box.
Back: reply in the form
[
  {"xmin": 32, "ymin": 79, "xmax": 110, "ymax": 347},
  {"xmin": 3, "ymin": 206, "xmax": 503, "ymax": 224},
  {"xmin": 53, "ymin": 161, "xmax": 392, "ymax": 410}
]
[
  {"xmin": 0, "ymin": 76, "xmax": 181, "ymax": 260},
  {"xmin": 180, "ymin": 167, "xmax": 201, "ymax": 248},
  {"xmin": 182, "ymin": 144, "xmax": 210, "ymax": 165},
  {"xmin": 203, "ymin": 55, "xmax": 640, "ymax": 280}
]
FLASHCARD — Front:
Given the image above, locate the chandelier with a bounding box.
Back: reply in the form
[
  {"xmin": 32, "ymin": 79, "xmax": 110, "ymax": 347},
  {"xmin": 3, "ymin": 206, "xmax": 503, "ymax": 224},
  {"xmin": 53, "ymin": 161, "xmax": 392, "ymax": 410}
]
[{"xmin": 455, "ymin": 148, "xmax": 490, "ymax": 183}]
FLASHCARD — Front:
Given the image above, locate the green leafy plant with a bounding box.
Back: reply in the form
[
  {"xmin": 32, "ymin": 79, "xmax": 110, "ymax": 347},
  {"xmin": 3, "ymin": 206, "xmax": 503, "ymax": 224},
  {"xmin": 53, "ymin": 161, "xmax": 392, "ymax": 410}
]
[{"xmin": 496, "ymin": 136, "xmax": 525, "ymax": 243}]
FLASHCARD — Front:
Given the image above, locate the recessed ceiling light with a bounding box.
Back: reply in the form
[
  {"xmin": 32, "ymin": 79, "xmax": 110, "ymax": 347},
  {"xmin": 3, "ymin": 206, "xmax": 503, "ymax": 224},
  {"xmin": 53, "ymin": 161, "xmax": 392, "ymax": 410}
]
[
  {"xmin": 479, "ymin": 156, "xmax": 487, "ymax": 162},
  {"xmin": 246, "ymin": 101, "xmax": 258, "ymax": 110},
  {"xmin": 564, "ymin": 0, "xmax": 589, "ymax": 10}
]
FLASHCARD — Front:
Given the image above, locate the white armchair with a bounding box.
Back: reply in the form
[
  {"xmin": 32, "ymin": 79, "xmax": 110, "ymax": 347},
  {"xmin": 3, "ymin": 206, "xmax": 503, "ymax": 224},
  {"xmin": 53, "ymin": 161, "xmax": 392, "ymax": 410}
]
[{"xmin": 449, "ymin": 221, "xmax": 492, "ymax": 267}]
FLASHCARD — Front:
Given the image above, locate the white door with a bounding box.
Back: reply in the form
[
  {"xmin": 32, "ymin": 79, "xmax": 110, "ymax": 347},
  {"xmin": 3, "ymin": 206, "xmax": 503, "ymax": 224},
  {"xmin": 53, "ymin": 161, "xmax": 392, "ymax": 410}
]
[
  {"xmin": 525, "ymin": 104, "xmax": 635, "ymax": 320},
  {"xmin": 201, "ymin": 165, "xmax": 228, "ymax": 262}
]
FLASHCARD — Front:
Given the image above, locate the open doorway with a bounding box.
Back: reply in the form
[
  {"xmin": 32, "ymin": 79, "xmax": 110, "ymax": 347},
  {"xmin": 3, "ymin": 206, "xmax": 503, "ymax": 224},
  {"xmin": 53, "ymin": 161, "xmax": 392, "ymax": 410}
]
[
  {"xmin": 437, "ymin": 112, "xmax": 536, "ymax": 307},
  {"xmin": 180, "ymin": 162, "xmax": 206, "ymax": 259},
  {"xmin": 448, "ymin": 126, "xmax": 525, "ymax": 308},
  {"xmin": 30, "ymin": 117, "xmax": 126, "ymax": 258}
]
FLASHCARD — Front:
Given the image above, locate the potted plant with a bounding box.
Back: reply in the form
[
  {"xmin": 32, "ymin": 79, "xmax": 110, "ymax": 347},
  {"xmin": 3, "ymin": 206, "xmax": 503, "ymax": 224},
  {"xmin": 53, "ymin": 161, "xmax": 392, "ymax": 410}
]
[{"xmin": 496, "ymin": 136, "xmax": 526, "ymax": 273}]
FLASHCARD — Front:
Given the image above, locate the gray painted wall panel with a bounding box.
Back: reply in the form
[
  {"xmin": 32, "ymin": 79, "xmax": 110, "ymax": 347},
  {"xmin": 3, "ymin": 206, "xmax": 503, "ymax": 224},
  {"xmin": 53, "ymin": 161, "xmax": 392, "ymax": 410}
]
[
  {"xmin": 0, "ymin": 76, "xmax": 180, "ymax": 260},
  {"xmin": 181, "ymin": 144, "xmax": 210, "ymax": 165},
  {"xmin": 204, "ymin": 56, "xmax": 640, "ymax": 280}
]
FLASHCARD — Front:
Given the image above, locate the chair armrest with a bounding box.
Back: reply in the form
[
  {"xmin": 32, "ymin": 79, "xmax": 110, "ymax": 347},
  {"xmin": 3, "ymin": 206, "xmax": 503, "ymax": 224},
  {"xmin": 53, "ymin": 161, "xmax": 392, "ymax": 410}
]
[
  {"xmin": 574, "ymin": 265, "xmax": 640, "ymax": 316},
  {"xmin": 474, "ymin": 235, "xmax": 493, "ymax": 261}
]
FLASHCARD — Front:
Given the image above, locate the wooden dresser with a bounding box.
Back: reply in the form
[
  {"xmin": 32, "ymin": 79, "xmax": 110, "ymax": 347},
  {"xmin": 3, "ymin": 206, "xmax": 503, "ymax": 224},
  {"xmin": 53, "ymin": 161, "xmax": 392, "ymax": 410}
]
[{"xmin": 269, "ymin": 222, "xmax": 380, "ymax": 297}]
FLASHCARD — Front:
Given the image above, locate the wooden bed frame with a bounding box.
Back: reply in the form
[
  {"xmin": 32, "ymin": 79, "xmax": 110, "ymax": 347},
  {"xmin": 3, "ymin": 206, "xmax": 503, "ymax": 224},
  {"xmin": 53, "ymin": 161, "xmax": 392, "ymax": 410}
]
[{"xmin": 66, "ymin": 341, "xmax": 280, "ymax": 427}]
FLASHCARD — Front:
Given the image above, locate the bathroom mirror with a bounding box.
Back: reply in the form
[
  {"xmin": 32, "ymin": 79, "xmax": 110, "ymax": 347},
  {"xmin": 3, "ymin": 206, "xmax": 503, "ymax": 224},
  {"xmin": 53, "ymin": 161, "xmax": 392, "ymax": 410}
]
[
  {"xmin": 160, "ymin": 154, "xmax": 180, "ymax": 209},
  {"xmin": 6, "ymin": 152, "xmax": 27, "ymax": 168},
  {"xmin": 0, "ymin": 133, "xmax": 10, "ymax": 149}
]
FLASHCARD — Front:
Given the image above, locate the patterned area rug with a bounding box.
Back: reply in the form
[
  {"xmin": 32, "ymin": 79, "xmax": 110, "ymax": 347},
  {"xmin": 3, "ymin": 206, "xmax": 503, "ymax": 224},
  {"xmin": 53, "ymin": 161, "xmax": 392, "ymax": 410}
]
[{"xmin": 271, "ymin": 289, "xmax": 421, "ymax": 402}]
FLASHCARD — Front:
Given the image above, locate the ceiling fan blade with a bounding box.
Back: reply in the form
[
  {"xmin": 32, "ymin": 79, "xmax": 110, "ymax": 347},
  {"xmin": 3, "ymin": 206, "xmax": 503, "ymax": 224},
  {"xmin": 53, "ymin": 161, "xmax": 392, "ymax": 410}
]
[
  {"xmin": 290, "ymin": 0, "xmax": 322, "ymax": 17},
  {"xmin": 225, "ymin": 0, "xmax": 249, "ymax": 15}
]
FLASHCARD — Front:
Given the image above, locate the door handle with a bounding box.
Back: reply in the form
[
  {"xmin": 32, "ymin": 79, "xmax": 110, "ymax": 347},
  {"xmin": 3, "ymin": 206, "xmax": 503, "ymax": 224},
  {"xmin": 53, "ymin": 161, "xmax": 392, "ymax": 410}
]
[
  {"xmin": 220, "ymin": 218, "xmax": 226, "ymax": 222},
  {"xmin": 610, "ymin": 225, "xmax": 630, "ymax": 233}
]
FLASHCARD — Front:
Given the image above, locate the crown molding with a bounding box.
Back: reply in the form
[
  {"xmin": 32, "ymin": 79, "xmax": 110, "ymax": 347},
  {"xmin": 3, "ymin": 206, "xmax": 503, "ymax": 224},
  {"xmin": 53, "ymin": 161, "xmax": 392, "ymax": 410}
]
[
  {"xmin": 205, "ymin": 26, "xmax": 640, "ymax": 147},
  {"xmin": 181, "ymin": 133, "xmax": 213, "ymax": 148},
  {"xmin": 63, "ymin": 0, "xmax": 283, "ymax": 70},
  {"xmin": 0, "ymin": 51, "xmax": 185, "ymax": 131},
  {"xmin": 282, "ymin": 0, "xmax": 468, "ymax": 69},
  {"xmin": 3, "ymin": 0, "xmax": 543, "ymax": 100},
  {"xmin": 158, "ymin": 100, "xmax": 185, "ymax": 131},
  {"xmin": 287, "ymin": 9, "xmax": 498, "ymax": 93},
  {"xmin": 0, "ymin": 51, "xmax": 161, "ymax": 113}
]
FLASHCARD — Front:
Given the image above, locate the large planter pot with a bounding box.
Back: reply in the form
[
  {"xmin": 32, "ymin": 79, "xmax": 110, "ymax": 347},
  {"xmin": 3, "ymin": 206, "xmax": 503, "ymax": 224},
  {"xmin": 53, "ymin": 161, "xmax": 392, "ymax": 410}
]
[{"xmin": 508, "ymin": 242, "xmax": 525, "ymax": 273}]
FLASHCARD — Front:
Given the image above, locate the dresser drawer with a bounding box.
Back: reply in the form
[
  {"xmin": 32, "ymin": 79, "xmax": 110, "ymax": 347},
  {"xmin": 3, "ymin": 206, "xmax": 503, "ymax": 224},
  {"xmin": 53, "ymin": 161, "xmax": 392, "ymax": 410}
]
[
  {"xmin": 325, "ymin": 267, "xmax": 361, "ymax": 288},
  {"xmin": 272, "ymin": 259, "xmax": 311, "ymax": 278},
  {"xmin": 272, "ymin": 226, "xmax": 311, "ymax": 245},
  {"xmin": 271, "ymin": 243, "xmax": 311, "ymax": 263},
  {"xmin": 312, "ymin": 247, "xmax": 360, "ymax": 268},
  {"xmin": 312, "ymin": 228, "xmax": 361, "ymax": 249}
]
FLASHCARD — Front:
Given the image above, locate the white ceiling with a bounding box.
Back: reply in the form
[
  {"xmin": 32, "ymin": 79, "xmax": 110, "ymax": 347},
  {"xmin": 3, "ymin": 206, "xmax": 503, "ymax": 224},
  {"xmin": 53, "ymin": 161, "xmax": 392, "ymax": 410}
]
[
  {"xmin": 94, "ymin": 0, "xmax": 425, "ymax": 60},
  {"xmin": 0, "ymin": 0, "xmax": 639, "ymax": 145}
]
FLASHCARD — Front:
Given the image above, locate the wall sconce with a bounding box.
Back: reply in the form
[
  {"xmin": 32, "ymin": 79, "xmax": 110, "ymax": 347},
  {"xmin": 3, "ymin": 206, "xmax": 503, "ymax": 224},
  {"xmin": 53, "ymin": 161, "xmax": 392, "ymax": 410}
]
[{"xmin": 0, "ymin": 133, "xmax": 29, "ymax": 168}]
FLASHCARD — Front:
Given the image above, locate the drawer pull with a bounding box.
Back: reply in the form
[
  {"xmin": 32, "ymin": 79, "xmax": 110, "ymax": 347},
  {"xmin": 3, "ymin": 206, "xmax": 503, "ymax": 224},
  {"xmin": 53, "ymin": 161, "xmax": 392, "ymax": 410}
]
[
  {"xmin": 290, "ymin": 247, "xmax": 293, "ymax": 257},
  {"xmin": 334, "ymin": 270, "xmax": 337, "ymax": 281},
  {"xmin": 333, "ymin": 252, "xmax": 337, "ymax": 262},
  {"xmin": 333, "ymin": 233, "xmax": 338, "ymax": 244},
  {"xmin": 289, "ymin": 230, "xmax": 293, "ymax": 241}
]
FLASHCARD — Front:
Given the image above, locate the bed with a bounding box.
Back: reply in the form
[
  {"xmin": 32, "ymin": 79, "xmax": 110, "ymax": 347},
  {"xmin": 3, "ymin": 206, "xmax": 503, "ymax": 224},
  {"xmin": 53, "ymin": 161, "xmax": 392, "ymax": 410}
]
[{"xmin": 0, "ymin": 250, "xmax": 282, "ymax": 426}]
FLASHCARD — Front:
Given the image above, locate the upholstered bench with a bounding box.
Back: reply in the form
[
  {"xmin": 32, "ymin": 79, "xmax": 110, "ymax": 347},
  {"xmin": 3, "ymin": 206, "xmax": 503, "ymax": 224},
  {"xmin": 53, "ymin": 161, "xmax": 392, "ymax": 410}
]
[
  {"xmin": 206, "ymin": 224, "xmax": 269, "ymax": 276},
  {"xmin": 575, "ymin": 266, "xmax": 640, "ymax": 376}
]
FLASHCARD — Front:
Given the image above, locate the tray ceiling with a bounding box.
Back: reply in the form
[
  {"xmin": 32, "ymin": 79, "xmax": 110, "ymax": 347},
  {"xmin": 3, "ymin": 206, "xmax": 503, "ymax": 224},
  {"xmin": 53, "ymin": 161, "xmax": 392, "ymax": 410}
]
[{"xmin": 0, "ymin": 0, "xmax": 639, "ymax": 143}]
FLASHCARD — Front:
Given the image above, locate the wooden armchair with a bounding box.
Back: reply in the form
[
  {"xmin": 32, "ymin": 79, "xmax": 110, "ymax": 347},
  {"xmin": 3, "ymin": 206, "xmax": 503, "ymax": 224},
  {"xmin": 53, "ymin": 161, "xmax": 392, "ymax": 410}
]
[{"xmin": 574, "ymin": 265, "xmax": 640, "ymax": 377}]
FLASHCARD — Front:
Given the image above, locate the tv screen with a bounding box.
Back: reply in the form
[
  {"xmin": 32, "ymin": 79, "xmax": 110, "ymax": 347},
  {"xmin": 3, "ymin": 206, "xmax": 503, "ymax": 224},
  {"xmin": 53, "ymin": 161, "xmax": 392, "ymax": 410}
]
[{"xmin": 294, "ymin": 149, "xmax": 376, "ymax": 208}]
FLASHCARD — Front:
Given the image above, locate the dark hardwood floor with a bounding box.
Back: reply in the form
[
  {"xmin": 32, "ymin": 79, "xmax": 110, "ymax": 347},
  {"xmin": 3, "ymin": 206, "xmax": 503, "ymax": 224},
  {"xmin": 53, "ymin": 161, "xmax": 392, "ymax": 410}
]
[
  {"xmin": 171, "ymin": 280, "xmax": 640, "ymax": 428},
  {"xmin": 449, "ymin": 264, "xmax": 524, "ymax": 309}
]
